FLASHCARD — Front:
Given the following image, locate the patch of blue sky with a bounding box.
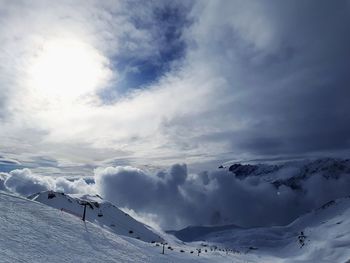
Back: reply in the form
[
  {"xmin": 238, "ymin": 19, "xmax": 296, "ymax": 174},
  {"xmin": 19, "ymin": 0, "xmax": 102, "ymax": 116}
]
[{"xmin": 99, "ymin": 2, "xmax": 191, "ymax": 102}]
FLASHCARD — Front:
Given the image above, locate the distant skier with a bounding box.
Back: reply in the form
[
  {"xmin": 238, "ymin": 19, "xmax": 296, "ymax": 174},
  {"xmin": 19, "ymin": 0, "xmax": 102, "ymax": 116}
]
[{"xmin": 298, "ymin": 231, "xmax": 306, "ymax": 248}]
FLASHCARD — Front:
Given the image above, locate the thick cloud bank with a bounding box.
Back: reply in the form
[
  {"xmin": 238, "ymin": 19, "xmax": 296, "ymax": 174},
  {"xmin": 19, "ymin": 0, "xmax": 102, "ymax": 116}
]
[
  {"xmin": 4, "ymin": 159, "xmax": 350, "ymax": 230},
  {"xmin": 95, "ymin": 159, "xmax": 350, "ymax": 229}
]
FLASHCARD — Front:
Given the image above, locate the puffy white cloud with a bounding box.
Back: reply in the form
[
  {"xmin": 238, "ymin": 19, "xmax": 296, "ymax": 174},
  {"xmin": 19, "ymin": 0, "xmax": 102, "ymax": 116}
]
[
  {"xmin": 94, "ymin": 164, "xmax": 191, "ymax": 228},
  {"xmin": 3, "ymin": 168, "xmax": 94, "ymax": 196},
  {"xmin": 4, "ymin": 169, "xmax": 52, "ymax": 195},
  {"xmin": 0, "ymin": 173, "xmax": 8, "ymax": 191}
]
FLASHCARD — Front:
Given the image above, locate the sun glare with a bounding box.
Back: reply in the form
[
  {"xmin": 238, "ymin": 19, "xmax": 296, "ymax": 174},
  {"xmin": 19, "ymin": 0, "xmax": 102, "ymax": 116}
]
[{"xmin": 27, "ymin": 39, "xmax": 111, "ymax": 103}]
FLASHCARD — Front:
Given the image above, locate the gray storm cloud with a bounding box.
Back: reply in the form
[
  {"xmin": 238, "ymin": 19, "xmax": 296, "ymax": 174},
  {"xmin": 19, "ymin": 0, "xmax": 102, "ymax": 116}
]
[
  {"xmin": 94, "ymin": 160, "xmax": 350, "ymax": 229},
  {"xmin": 160, "ymin": 0, "xmax": 350, "ymax": 162}
]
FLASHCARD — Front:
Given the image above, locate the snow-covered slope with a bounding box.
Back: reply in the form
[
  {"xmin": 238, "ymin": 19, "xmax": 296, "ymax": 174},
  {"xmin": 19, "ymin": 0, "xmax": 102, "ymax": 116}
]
[
  {"xmin": 28, "ymin": 190, "xmax": 162, "ymax": 243},
  {"xmin": 0, "ymin": 191, "xmax": 251, "ymax": 263},
  {"xmin": 3, "ymin": 190, "xmax": 350, "ymax": 262},
  {"xmin": 167, "ymin": 224, "xmax": 243, "ymax": 242},
  {"xmin": 170, "ymin": 197, "xmax": 350, "ymax": 262}
]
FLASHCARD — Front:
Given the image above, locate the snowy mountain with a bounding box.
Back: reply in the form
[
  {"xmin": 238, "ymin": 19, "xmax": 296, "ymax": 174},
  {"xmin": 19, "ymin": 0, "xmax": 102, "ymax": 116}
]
[
  {"xmin": 3, "ymin": 158, "xmax": 350, "ymax": 262},
  {"xmin": 224, "ymin": 158, "xmax": 350, "ymax": 190},
  {"xmin": 28, "ymin": 190, "xmax": 162, "ymax": 243},
  {"xmin": 3, "ymin": 189, "xmax": 350, "ymax": 262},
  {"xmin": 0, "ymin": 191, "xmax": 256, "ymax": 263},
  {"xmin": 169, "ymin": 197, "xmax": 350, "ymax": 262}
]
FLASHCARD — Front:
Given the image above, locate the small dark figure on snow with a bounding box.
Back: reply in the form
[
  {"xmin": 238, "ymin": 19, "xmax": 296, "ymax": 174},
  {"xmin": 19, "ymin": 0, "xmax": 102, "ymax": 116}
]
[{"xmin": 298, "ymin": 231, "xmax": 307, "ymax": 248}]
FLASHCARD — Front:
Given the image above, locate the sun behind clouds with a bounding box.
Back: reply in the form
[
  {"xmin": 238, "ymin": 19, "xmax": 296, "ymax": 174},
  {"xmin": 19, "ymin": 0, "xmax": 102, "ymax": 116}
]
[{"xmin": 26, "ymin": 38, "xmax": 112, "ymax": 104}]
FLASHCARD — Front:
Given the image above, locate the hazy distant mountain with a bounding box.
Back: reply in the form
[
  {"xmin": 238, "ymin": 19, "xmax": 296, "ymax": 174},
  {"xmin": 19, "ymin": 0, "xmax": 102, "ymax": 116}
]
[{"xmin": 224, "ymin": 158, "xmax": 350, "ymax": 190}]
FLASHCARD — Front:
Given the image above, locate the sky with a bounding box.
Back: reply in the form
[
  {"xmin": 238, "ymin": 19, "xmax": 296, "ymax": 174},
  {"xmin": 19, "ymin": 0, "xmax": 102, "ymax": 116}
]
[
  {"xmin": 0, "ymin": 0, "xmax": 349, "ymax": 175},
  {"xmin": 0, "ymin": 1, "xmax": 350, "ymax": 229}
]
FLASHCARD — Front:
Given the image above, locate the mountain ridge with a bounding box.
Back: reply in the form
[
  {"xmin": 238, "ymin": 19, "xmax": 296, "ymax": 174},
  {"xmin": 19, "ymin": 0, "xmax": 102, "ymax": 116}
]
[
  {"xmin": 28, "ymin": 190, "xmax": 163, "ymax": 243},
  {"xmin": 222, "ymin": 158, "xmax": 350, "ymax": 190}
]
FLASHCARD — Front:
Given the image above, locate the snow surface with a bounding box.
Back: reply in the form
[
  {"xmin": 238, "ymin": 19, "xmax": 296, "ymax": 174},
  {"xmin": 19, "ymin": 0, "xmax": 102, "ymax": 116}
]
[
  {"xmin": 0, "ymin": 191, "xmax": 251, "ymax": 263},
  {"xmin": 3, "ymin": 188, "xmax": 350, "ymax": 262},
  {"xmin": 171, "ymin": 197, "xmax": 350, "ymax": 262},
  {"xmin": 28, "ymin": 190, "xmax": 162, "ymax": 243}
]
